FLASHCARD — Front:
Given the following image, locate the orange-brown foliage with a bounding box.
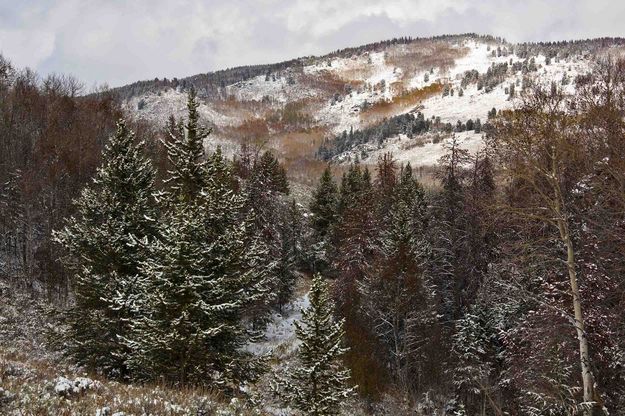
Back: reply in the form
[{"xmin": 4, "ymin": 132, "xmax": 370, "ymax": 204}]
[
  {"xmin": 272, "ymin": 129, "xmax": 327, "ymax": 185},
  {"xmin": 360, "ymin": 83, "xmax": 443, "ymax": 123},
  {"xmin": 212, "ymin": 96, "xmax": 273, "ymax": 120},
  {"xmin": 301, "ymin": 71, "xmax": 364, "ymax": 100}
]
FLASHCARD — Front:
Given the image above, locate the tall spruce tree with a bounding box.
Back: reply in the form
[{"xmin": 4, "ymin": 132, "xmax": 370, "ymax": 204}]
[
  {"xmin": 241, "ymin": 151, "xmax": 291, "ymax": 319},
  {"xmin": 163, "ymin": 89, "xmax": 211, "ymax": 203},
  {"xmin": 253, "ymin": 151, "xmax": 289, "ymax": 195},
  {"xmin": 54, "ymin": 120, "xmax": 158, "ymax": 378},
  {"xmin": 276, "ymin": 274, "xmax": 355, "ymax": 415},
  {"xmin": 124, "ymin": 151, "xmax": 271, "ymax": 385},
  {"xmin": 123, "ymin": 95, "xmax": 275, "ymax": 385},
  {"xmin": 374, "ymin": 153, "xmax": 398, "ymax": 228},
  {"xmin": 276, "ymin": 200, "xmax": 303, "ymax": 311},
  {"xmin": 309, "ymin": 166, "xmax": 338, "ymax": 240},
  {"xmin": 309, "ymin": 166, "xmax": 339, "ymax": 272},
  {"xmin": 433, "ymin": 136, "xmax": 471, "ymax": 320},
  {"xmin": 359, "ymin": 163, "xmax": 435, "ymax": 392},
  {"xmin": 330, "ymin": 162, "xmax": 384, "ymax": 395}
]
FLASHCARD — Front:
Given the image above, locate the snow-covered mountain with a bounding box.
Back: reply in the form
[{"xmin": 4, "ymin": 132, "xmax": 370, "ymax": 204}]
[{"xmin": 116, "ymin": 34, "xmax": 625, "ymax": 175}]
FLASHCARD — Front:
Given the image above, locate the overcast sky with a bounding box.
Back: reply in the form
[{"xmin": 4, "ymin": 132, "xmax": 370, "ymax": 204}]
[{"xmin": 0, "ymin": 0, "xmax": 624, "ymax": 88}]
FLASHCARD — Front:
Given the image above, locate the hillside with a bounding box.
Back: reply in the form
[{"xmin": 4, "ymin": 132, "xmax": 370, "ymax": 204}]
[
  {"xmin": 2, "ymin": 31, "xmax": 625, "ymax": 416},
  {"xmin": 117, "ymin": 34, "xmax": 625, "ymax": 181}
]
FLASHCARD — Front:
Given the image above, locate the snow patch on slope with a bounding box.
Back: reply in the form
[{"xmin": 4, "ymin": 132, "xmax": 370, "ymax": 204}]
[
  {"xmin": 311, "ymin": 51, "xmax": 406, "ymax": 135},
  {"xmin": 123, "ymin": 88, "xmax": 237, "ymax": 128},
  {"xmin": 227, "ymin": 72, "xmax": 317, "ymax": 103},
  {"xmin": 372, "ymin": 131, "xmax": 485, "ymax": 167},
  {"xmin": 245, "ymin": 292, "xmax": 310, "ymax": 357},
  {"xmin": 421, "ymin": 84, "xmax": 511, "ymax": 123}
]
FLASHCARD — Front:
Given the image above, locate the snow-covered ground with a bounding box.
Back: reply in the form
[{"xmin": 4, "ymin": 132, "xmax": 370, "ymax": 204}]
[
  {"xmin": 123, "ymin": 87, "xmax": 238, "ymax": 128},
  {"xmin": 370, "ymin": 130, "xmax": 484, "ymax": 167},
  {"xmin": 226, "ymin": 71, "xmax": 318, "ymax": 103},
  {"xmin": 421, "ymin": 83, "xmax": 510, "ymax": 123},
  {"xmin": 245, "ymin": 291, "xmax": 309, "ymax": 357},
  {"xmin": 336, "ymin": 130, "xmax": 484, "ymax": 168},
  {"xmin": 121, "ymin": 37, "xmax": 595, "ymax": 171},
  {"xmin": 329, "ymin": 39, "xmax": 592, "ymax": 166},
  {"xmin": 308, "ymin": 50, "xmax": 409, "ymax": 134}
]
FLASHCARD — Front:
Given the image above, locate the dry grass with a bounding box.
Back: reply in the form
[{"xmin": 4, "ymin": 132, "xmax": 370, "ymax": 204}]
[
  {"xmin": 0, "ymin": 346, "xmax": 266, "ymax": 415},
  {"xmin": 303, "ymin": 71, "xmax": 364, "ymax": 100},
  {"xmin": 265, "ymin": 99, "xmax": 318, "ymax": 132},
  {"xmin": 0, "ymin": 281, "xmax": 265, "ymax": 416}
]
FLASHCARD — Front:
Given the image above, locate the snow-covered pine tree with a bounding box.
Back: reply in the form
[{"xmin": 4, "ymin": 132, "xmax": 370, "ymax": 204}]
[
  {"xmin": 451, "ymin": 267, "xmax": 524, "ymax": 416},
  {"xmin": 121, "ymin": 90, "xmax": 274, "ymax": 385},
  {"xmin": 124, "ymin": 154, "xmax": 271, "ymax": 385},
  {"xmin": 276, "ymin": 274, "xmax": 355, "ymax": 415},
  {"xmin": 54, "ymin": 120, "xmax": 158, "ymax": 379},
  {"xmin": 243, "ymin": 152, "xmax": 289, "ymax": 243},
  {"xmin": 452, "ymin": 305, "xmax": 501, "ymax": 413},
  {"xmin": 253, "ymin": 150, "xmax": 289, "ymax": 194},
  {"xmin": 163, "ymin": 88, "xmax": 211, "ymax": 203},
  {"xmin": 237, "ymin": 150, "xmax": 292, "ymax": 322}
]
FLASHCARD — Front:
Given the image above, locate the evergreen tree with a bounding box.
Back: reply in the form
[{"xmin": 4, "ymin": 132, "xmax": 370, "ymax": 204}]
[
  {"xmin": 452, "ymin": 278, "xmax": 520, "ymax": 415},
  {"xmin": 54, "ymin": 120, "xmax": 158, "ymax": 379},
  {"xmin": 333, "ymin": 162, "xmax": 378, "ymax": 302},
  {"xmin": 124, "ymin": 98, "xmax": 275, "ymax": 386},
  {"xmin": 309, "ymin": 166, "xmax": 338, "ymax": 240},
  {"xmin": 276, "ymin": 274, "xmax": 355, "ymax": 415},
  {"xmin": 244, "ymin": 150, "xmax": 289, "ymax": 246},
  {"xmin": 337, "ymin": 163, "xmax": 370, "ymax": 216},
  {"xmin": 374, "ymin": 153, "xmax": 398, "ymax": 228},
  {"xmin": 466, "ymin": 119, "xmax": 474, "ymax": 131},
  {"xmin": 253, "ymin": 151, "xmax": 289, "ymax": 195},
  {"xmin": 124, "ymin": 161, "xmax": 270, "ymax": 385},
  {"xmin": 242, "ymin": 150, "xmax": 291, "ymax": 317},
  {"xmin": 433, "ymin": 136, "xmax": 471, "ymax": 320},
  {"xmin": 330, "ymin": 162, "xmax": 384, "ymax": 395},
  {"xmin": 276, "ymin": 200, "xmax": 303, "ymax": 311},
  {"xmin": 359, "ymin": 164, "xmax": 435, "ymax": 392},
  {"xmin": 309, "ymin": 166, "xmax": 339, "ymax": 273},
  {"xmin": 163, "ymin": 89, "xmax": 211, "ymax": 203}
]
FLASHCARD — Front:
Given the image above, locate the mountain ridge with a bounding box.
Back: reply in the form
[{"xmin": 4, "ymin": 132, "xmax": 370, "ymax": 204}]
[{"xmin": 112, "ymin": 33, "xmax": 625, "ymax": 184}]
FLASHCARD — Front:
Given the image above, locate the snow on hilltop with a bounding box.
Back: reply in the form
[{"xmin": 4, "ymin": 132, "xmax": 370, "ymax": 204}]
[{"xmin": 119, "ymin": 34, "xmax": 604, "ymax": 170}]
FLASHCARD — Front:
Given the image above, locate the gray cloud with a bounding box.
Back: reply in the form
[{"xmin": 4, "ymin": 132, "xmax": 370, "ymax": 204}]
[{"xmin": 0, "ymin": 0, "xmax": 623, "ymax": 87}]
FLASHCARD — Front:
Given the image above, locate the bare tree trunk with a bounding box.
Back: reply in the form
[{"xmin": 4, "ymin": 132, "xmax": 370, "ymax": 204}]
[
  {"xmin": 556, "ymin": 215, "xmax": 596, "ymax": 415},
  {"xmin": 550, "ymin": 140, "xmax": 601, "ymax": 415}
]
